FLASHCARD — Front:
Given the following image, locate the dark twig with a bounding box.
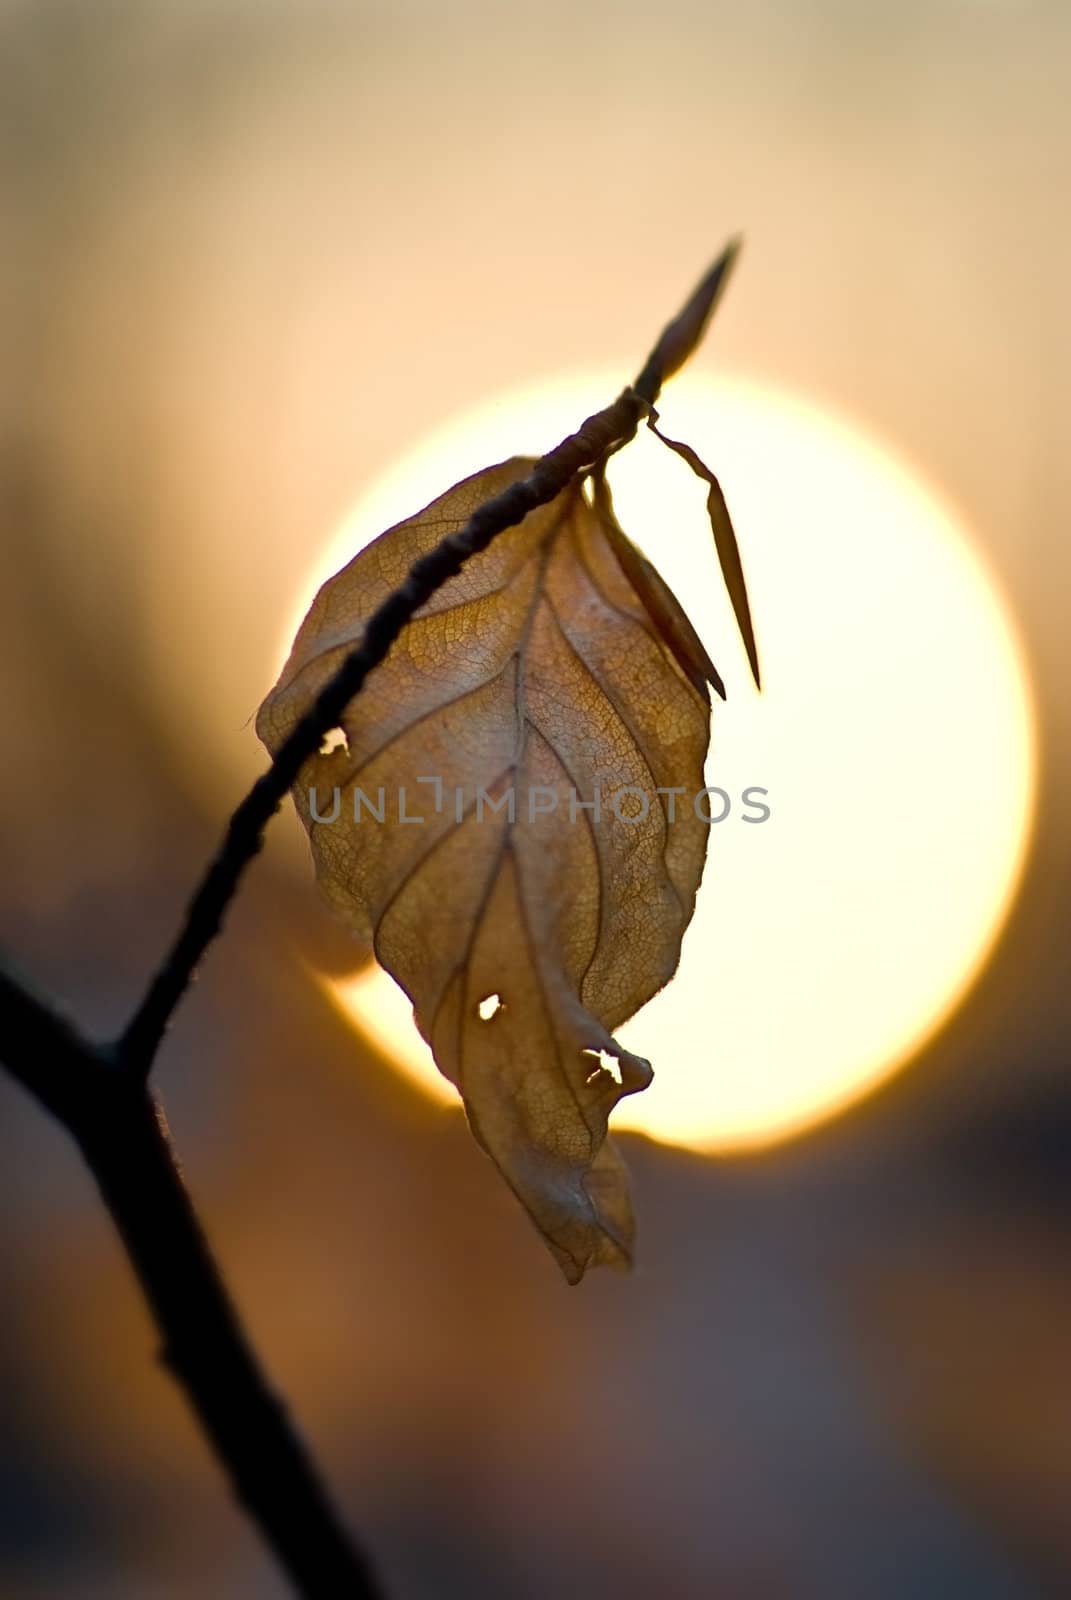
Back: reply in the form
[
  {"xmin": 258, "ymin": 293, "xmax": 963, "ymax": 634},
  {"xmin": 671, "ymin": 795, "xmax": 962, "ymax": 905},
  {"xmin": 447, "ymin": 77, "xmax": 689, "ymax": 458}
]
[
  {"xmin": 0, "ymin": 959, "xmax": 380, "ymax": 1598},
  {"xmin": 0, "ymin": 240, "xmax": 743, "ymax": 1599},
  {"xmin": 81, "ymin": 1088, "xmax": 379, "ymax": 1597},
  {"xmin": 117, "ymin": 236, "xmax": 743, "ymax": 1076},
  {"xmin": 0, "ymin": 960, "xmax": 97, "ymax": 1120}
]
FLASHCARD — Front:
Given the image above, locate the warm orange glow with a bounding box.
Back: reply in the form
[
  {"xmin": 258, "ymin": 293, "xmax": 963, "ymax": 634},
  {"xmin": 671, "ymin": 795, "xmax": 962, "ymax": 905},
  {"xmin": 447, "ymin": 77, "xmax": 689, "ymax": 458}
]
[{"xmin": 296, "ymin": 375, "xmax": 1038, "ymax": 1153}]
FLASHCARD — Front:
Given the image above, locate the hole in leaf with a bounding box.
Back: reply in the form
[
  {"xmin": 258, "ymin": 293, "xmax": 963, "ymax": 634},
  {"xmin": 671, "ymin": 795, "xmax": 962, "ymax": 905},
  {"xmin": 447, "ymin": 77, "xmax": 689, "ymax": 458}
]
[
  {"xmin": 582, "ymin": 1048, "xmax": 623, "ymax": 1086},
  {"xmin": 477, "ymin": 993, "xmax": 503, "ymax": 1021},
  {"xmin": 319, "ymin": 727, "xmax": 349, "ymax": 756}
]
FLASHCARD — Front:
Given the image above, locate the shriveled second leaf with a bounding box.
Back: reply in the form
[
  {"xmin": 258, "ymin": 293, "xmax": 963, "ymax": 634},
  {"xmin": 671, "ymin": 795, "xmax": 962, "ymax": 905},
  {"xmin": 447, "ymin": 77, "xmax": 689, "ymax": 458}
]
[{"xmin": 257, "ymin": 459, "xmax": 715, "ymax": 1281}]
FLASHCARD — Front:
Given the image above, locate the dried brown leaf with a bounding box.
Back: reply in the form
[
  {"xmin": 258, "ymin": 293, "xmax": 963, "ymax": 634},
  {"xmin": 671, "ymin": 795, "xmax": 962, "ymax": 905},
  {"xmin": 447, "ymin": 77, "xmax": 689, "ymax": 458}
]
[{"xmin": 257, "ymin": 459, "xmax": 715, "ymax": 1281}]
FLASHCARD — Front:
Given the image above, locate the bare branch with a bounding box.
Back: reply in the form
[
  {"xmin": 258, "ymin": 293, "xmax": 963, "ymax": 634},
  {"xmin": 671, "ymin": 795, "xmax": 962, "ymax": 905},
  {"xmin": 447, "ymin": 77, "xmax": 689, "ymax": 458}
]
[
  {"xmin": 0, "ymin": 241, "xmax": 744, "ymax": 1597},
  {"xmin": 118, "ymin": 237, "xmax": 744, "ymax": 1076},
  {"xmin": 0, "ymin": 957, "xmax": 101, "ymax": 1120},
  {"xmin": 0, "ymin": 957, "xmax": 381, "ymax": 1597},
  {"xmin": 79, "ymin": 1083, "xmax": 381, "ymax": 1597}
]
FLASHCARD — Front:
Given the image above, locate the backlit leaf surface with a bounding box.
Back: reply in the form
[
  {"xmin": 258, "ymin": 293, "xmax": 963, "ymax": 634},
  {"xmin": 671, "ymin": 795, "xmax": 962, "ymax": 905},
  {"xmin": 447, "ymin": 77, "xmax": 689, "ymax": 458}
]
[{"xmin": 258, "ymin": 459, "xmax": 716, "ymax": 1281}]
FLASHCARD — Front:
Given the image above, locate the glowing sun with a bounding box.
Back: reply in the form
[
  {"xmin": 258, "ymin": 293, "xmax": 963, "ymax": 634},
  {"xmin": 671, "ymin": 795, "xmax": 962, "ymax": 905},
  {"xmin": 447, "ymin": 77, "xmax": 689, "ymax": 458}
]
[{"xmin": 286, "ymin": 373, "xmax": 1037, "ymax": 1153}]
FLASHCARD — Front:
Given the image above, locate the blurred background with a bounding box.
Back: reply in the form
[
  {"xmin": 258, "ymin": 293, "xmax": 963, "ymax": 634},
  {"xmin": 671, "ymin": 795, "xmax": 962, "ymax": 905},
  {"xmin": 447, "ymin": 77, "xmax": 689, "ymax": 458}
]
[{"xmin": 2, "ymin": 0, "xmax": 1070, "ymax": 1595}]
